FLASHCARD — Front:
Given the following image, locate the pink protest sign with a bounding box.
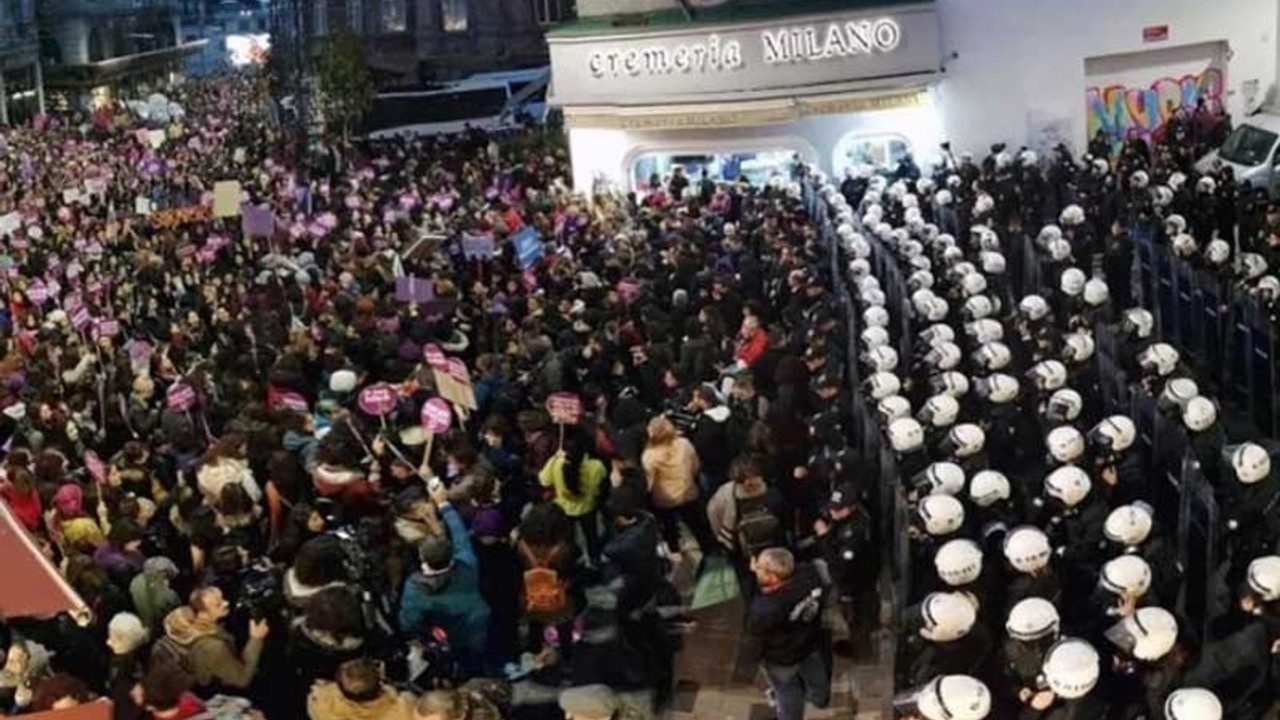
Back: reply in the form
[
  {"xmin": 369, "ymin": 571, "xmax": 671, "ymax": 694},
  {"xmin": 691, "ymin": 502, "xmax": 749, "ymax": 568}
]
[
  {"xmin": 420, "ymin": 398, "xmax": 452, "ymax": 434},
  {"xmin": 446, "ymin": 358, "xmax": 468, "ymax": 382},
  {"xmin": 421, "ymin": 344, "xmax": 447, "ymax": 370},
  {"xmin": 70, "ymin": 307, "xmax": 92, "ymax": 332},
  {"xmin": 26, "ymin": 282, "xmax": 48, "ymax": 304},
  {"xmin": 357, "ymin": 383, "xmax": 398, "ymax": 417},
  {"xmin": 95, "ymin": 319, "xmax": 120, "ymax": 338},
  {"xmin": 166, "ymin": 383, "xmax": 196, "ymax": 412},
  {"xmin": 84, "ymin": 450, "xmax": 106, "ymax": 485},
  {"xmin": 277, "ymin": 391, "xmax": 309, "ymax": 413},
  {"xmin": 546, "ymin": 392, "xmax": 583, "ymax": 425}
]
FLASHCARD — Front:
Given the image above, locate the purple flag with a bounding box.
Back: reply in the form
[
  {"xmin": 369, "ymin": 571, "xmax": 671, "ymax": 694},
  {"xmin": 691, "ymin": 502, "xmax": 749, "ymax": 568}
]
[{"xmin": 241, "ymin": 204, "xmax": 274, "ymax": 239}]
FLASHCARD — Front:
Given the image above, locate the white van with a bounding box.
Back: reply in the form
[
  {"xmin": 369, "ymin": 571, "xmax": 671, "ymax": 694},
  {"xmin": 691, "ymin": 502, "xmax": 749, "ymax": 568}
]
[{"xmin": 1195, "ymin": 112, "xmax": 1280, "ymax": 195}]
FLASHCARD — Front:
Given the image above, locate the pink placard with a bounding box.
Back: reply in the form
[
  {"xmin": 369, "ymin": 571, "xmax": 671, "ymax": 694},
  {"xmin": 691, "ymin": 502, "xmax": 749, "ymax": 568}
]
[
  {"xmin": 84, "ymin": 450, "xmax": 106, "ymax": 485},
  {"xmin": 357, "ymin": 383, "xmax": 398, "ymax": 417},
  {"xmin": 446, "ymin": 358, "xmax": 468, "ymax": 382},
  {"xmin": 421, "ymin": 344, "xmax": 447, "ymax": 370},
  {"xmin": 420, "ymin": 398, "xmax": 452, "ymax": 434},
  {"xmin": 545, "ymin": 392, "xmax": 583, "ymax": 425},
  {"xmin": 166, "ymin": 383, "xmax": 196, "ymax": 412}
]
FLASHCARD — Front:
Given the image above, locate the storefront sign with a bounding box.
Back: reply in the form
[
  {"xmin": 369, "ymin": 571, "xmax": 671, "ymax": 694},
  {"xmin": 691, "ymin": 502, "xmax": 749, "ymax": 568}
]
[
  {"xmin": 587, "ymin": 19, "xmax": 901, "ymax": 79},
  {"xmin": 551, "ymin": 6, "xmax": 939, "ymax": 107}
]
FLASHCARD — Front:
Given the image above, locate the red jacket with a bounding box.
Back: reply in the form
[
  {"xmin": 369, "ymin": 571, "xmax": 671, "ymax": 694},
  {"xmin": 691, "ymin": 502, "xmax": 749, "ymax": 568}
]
[
  {"xmin": 735, "ymin": 328, "xmax": 768, "ymax": 367},
  {"xmin": 1, "ymin": 482, "xmax": 40, "ymax": 531}
]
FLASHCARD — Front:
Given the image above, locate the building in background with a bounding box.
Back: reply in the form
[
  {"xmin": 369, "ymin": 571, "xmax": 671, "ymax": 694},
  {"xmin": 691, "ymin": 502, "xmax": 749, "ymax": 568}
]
[
  {"xmin": 182, "ymin": 0, "xmax": 271, "ymax": 76},
  {"xmin": 37, "ymin": 0, "xmax": 206, "ymax": 111},
  {"xmin": 272, "ymin": 0, "xmax": 564, "ymax": 90},
  {"xmin": 0, "ymin": 0, "xmax": 42, "ymax": 125}
]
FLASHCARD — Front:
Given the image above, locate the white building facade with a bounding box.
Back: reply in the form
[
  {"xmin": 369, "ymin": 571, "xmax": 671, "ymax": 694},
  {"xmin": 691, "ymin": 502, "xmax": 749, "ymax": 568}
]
[{"xmin": 548, "ymin": 0, "xmax": 1280, "ymax": 192}]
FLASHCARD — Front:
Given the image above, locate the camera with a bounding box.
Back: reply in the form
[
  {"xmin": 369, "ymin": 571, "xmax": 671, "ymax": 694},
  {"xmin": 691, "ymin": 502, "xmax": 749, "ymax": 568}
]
[{"xmin": 237, "ymin": 559, "xmax": 284, "ymax": 620}]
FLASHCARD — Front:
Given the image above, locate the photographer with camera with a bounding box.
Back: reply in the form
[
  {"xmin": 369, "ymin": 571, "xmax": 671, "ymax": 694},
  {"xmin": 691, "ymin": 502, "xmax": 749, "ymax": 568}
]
[{"xmin": 158, "ymin": 586, "xmax": 270, "ymax": 693}]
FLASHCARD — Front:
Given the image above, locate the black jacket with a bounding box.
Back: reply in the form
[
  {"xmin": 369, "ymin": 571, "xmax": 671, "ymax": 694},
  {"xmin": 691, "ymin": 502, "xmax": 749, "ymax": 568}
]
[{"xmin": 748, "ymin": 563, "xmax": 827, "ymax": 665}]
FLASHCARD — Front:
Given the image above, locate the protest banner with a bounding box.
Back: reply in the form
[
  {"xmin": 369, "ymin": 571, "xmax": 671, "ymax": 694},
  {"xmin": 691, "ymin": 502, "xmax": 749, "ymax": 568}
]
[
  {"xmin": 461, "ymin": 231, "xmax": 496, "ymax": 260},
  {"xmin": 150, "ymin": 205, "xmax": 211, "ymax": 229},
  {"xmin": 395, "ymin": 275, "xmax": 434, "ymax": 304},
  {"xmin": 212, "ymin": 180, "xmax": 242, "ymax": 218},
  {"xmin": 512, "ymin": 226, "xmax": 543, "ymax": 269},
  {"xmin": 166, "ymin": 383, "xmax": 196, "ymax": 412}
]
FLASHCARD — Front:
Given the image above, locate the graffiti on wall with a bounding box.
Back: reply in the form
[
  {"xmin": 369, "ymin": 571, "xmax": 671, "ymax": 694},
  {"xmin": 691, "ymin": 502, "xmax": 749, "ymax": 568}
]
[{"xmin": 1086, "ymin": 68, "xmax": 1225, "ymax": 143}]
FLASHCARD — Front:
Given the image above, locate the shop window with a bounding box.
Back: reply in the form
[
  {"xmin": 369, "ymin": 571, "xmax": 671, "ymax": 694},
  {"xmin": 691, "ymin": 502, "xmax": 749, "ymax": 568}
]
[
  {"xmin": 314, "ymin": 1, "xmax": 329, "ymax": 37},
  {"xmin": 441, "ymin": 0, "xmax": 468, "ymax": 32},
  {"xmin": 833, "ymin": 132, "xmax": 912, "ymax": 176},
  {"xmin": 381, "ymin": 0, "xmax": 407, "ymax": 33},
  {"xmin": 532, "ymin": 0, "xmax": 564, "ymax": 25},
  {"xmin": 347, "ymin": 0, "xmax": 364, "ymax": 33}
]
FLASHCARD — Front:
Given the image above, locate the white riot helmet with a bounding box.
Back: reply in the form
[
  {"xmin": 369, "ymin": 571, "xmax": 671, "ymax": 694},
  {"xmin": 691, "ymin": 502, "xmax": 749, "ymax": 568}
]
[
  {"xmin": 923, "ymin": 296, "xmax": 951, "ymax": 322},
  {"xmin": 969, "ymin": 470, "xmax": 1011, "ymax": 507},
  {"xmin": 915, "ymin": 675, "xmax": 992, "ymax": 720},
  {"xmin": 920, "ymin": 323, "xmax": 956, "ymax": 347},
  {"xmin": 863, "ymin": 306, "xmax": 890, "ymax": 329},
  {"xmin": 1004, "ymin": 526, "xmax": 1052, "ymax": 573},
  {"xmin": 1160, "ymin": 378, "xmax": 1200, "ymax": 411},
  {"xmin": 1173, "ymin": 233, "xmax": 1197, "ymax": 258},
  {"xmin": 1045, "ymin": 465, "xmax": 1091, "ymax": 507},
  {"xmin": 890, "ymin": 417, "xmax": 926, "ymax": 454},
  {"xmin": 1231, "ymin": 442, "xmax": 1271, "ymax": 484},
  {"xmin": 1122, "ymin": 308, "xmax": 1155, "ymax": 339},
  {"xmin": 1046, "ymin": 388, "xmax": 1084, "ymax": 424},
  {"xmin": 865, "ymin": 345, "xmax": 899, "ymax": 373},
  {"xmin": 935, "ymin": 539, "xmax": 984, "ymax": 587},
  {"xmin": 974, "ymin": 342, "xmax": 1012, "ymax": 372},
  {"xmin": 1019, "ymin": 294, "xmax": 1050, "ymax": 322},
  {"xmin": 1029, "ymin": 360, "xmax": 1069, "ymax": 392},
  {"xmin": 1048, "ymin": 238, "xmax": 1073, "ymax": 263},
  {"xmin": 918, "ymin": 493, "xmax": 965, "ymax": 536},
  {"xmin": 1182, "ymin": 396, "xmax": 1218, "ymax": 432},
  {"xmin": 1242, "ymin": 252, "xmax": 1269, "ymax": 280},
  {"xmin": 920, "ymin": 395, "xmax": 961, "ymax": 429},
  {"xmin": 1107, "ymin": 607, "xmax": 1178, "ymax": 661},
  {"xmin": 1083, "ymin": 278, "xmax": 1109, "ymax": 307},
  {"xmin": 909, "ymin": 270, "xmax": 936, "ymax": 292},
  {"xmin": 934, "ymin": 189, "xmax": 954, "ymax": 207},
  {"xmin": 1153, "ymin": 185, "xmax": 1174, "ymax": 208},
  {"xmin": 925, "ymin": 342, "xmax": 963, "ymax": 372},
  {"xmin": 1060, "ymin": 268, "xmax": 1087, "ymax": 296},
  {"xmin": 878, "ymin": 395, "xmax": 913, "ymax": 424},
  {"xmin": 965, "ymin": 319, "xmax": 1004, "ymax": 345},
  {"xmin": 1139, "ymin": 344, "xmax": 1179, "ymax": 377},
  {"xmin": 963, "ymin": 295, "xmax": 994, "ymax": 321},
  {"xmin": 1104, "ymin": 502, "xmax": 1154, "ymax": 547},
  {"xmin": 1060, "ymin": 204, "xmax": 1086, "ymax": 227},
  {"xmin": 1062, "ymin": 332, "xmax": 1096, "ymax": 363},
  {"xmin": 1091, "ymin": 415, "xmax": 1137, "ymax": 454},
  {"xmin": 922, "ymin": 461, "xmax": 966, "ymax": 496},
  {"xmin": 1247, "ymin": 555, "xmax": 1280, "ymax": 601},
  {"xmin": 1197, "ymin": 176, "xmax": 1217, "ymax": 194},
  {"xmin": 1038, "ymin": 225, "xmax": 1063, "ymax": 246},
  {"xmin": 867, "ymin": 372, "xmax": 902, "ymax": 400},
  {"xmin": 920, "ymin": 592, "xmax": 977, "ymax": 642},
  {"xmin": 862, "ymin": 288, "xmax": 887, "ymax": 308},
  {"xmin": 961, "ymin": 273, "xmax": 988, "ymax": 298},
  {"xmin": 1257, "ymin": 275, "xmax": 1280, "ymax": 300},
  {"xmin": 848, "ymin": 258, "xmax": 871, "ymax": 279},
  {"xmin": 1163, "ymin": 688, "xmax": 1222, "ymax": 720},
  {"xmin": 1047, "ymin": 426, "xmax": 1086, "ymax": 464},
  {"xmin": 856, "ymin": 275, "xmax": 882, "ymax": 294},
  {"xmin": 1100, "ymin": 555, "xmax": 1152, "ymax": 598},
  {"xmin": 1164, "ymin": 213, "xmax": 1188, "ymax": 236},
  {"xmin": 1006, "ymin": 597, "xmax": 1060, "ymax": 641},
  {"xmin": 1206, "ymin": 239, "xmax": 1231, "ymax": 266},
  {"xmin": 948, "ymin": 424, "xmax": 986, "ymax": 458},
  {"xmin": 1041, "ymin": 638, "xmax": 1100, "ymax": 700},
  {"xmin": 931, "ymin": 371, "xmax": 971, "ymax": 399},
  {"xmin": 976, "ymin": 373, "xmax": 1019, "ymax": 404},
  {"xmin": 980, "ymin": 251, "xmax": 1006, "ymax": 275},
  {"xmin": 1129, "ymin": 170, "xmax": 1150, "ymax": 189},
  {"xmin": 861, "ymin": 326, "xmax": 891, "ymax": 351}
]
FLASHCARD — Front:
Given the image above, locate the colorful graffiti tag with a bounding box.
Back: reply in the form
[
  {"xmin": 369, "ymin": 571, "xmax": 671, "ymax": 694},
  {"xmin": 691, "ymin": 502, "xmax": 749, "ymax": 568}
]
[{"xmin": 1086, "ymin": 68, "xmax": 1224, "ymax": 143}]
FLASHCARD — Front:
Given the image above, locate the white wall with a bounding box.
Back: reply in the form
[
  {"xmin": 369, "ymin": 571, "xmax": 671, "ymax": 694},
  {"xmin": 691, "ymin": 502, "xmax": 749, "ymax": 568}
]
[{"xmin": 935, "ymin": 0, "xmax": 1278, "ymax": 157}]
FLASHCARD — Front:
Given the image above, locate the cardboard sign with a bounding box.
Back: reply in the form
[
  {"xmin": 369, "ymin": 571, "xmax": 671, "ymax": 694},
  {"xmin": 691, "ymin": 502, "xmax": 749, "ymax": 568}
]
[
  {"xmin": 83, "ymin": 450, "xmax": 106, "ymax": 485},
  {"xmin": 233, "ymin": 147, "xmax": 247, "ymax": 164},
  {"xmin": 357, "ymin": 383, "xmax": 398, "ymax": 417},
  {"xmin": 546, "ymin": 392, "xmax": 583, "ymax": 425},
  {"xmin": 147, "ymin": 129, "xmax": 166, "ymax": 149},
  {"xmin": 134, "ymin": 196, "xmax": 153, "ymax": 216},
  {"xmin": 0, "ymin": 212, "xmax": 19, "ymax": 237},
  {"xmin": 420, "ymin": 398, "xmax": 452, "ymax": 434},
  {"xmin": 62, "ymin": 189, "xmax": 82, "ymax": 206},
  {"xmin": 212, "ymin": 180, "xmax": 242, "ymax": 218},
  {"xmin": 443, "ymin": 358, "xmax": 477, "ymax": 411},
  {"xmin": 84, "ymin": 178, "xmax": 106, "ymax": 197},
  {"xmin": 166, "ymin": 383, "xmax": 196, "ymax": 412}
]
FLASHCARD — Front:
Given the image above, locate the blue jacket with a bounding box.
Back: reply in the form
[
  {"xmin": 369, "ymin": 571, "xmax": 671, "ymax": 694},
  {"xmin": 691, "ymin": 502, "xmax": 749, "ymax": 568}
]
[{"xmin": 398, "ymin": 504, "xmax": 491, "ymax": 672}]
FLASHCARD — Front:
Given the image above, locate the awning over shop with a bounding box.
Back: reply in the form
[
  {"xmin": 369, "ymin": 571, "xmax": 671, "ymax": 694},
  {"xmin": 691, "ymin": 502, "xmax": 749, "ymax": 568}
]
[
  {"xmin": 44, "ymin": 40, "xmax": 208, "ymax": 90},
  {"xmin": 563, "ymin": 84, "xmax": 931, "ymax": 130}
]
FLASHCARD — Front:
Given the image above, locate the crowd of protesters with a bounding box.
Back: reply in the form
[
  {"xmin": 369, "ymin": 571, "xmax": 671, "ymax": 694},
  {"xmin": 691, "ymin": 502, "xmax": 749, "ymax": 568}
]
[
  {"xmin": 0, "ymin": 71, "xmax": 880, "ymax": 720},
  {"xmin": 811, "ymin": 107, "xmax": 1280, "ymax": 719}
]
